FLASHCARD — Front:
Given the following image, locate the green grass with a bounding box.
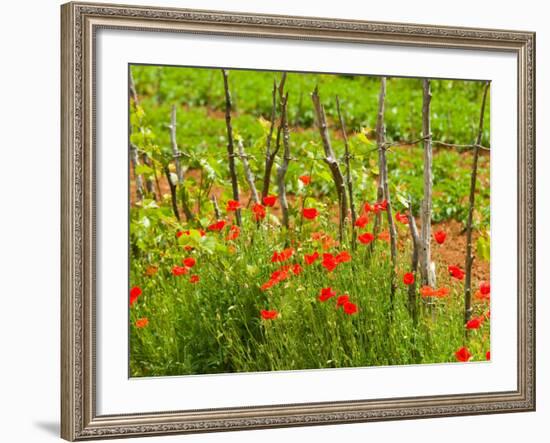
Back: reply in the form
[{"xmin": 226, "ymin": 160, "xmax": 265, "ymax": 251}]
[{"xmin": 130, "ymin": 205, "xmax": 490, "ymax": 377}]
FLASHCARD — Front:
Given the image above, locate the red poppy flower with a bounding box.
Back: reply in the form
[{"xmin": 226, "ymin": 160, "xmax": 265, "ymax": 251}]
[
  {"xmin": 448, "ymin": 265, "xmax": 465, "ymax": 280},
  {"xmin": 251, "ymin": 203, "xmax": 267, "ymax": 221},
  {"xmin": 455, "ymin": 346, "xmax": 472, "ymax": 362},
  {"xmin": 176, "ymin": 230, "xmax": 184, "ymax": 238},
  {"xmin": 145, "ymin": 265, "xmax": 158, "ymax": 277},
  {"xmin": 403, "ymin": 272, "xmax": 415, "ymax": 285},
  {"xmin": 260, "ymin": 310, "xmax": 278, "ymax": 320},
  {"xmin": 420, "ymin": 286, "xmax": 435, "ymax": 297},
  {"xmin": 172, "ymin": 265, "xmax": 188, "ymax": 276},
  {"xmin": 322, "ymin": 236, "xmax": 338, "ymax": 251},
  {"xmin": 274, "ymin": 266, "xmax": 292, "ymax": 281},
  {"xmin": 378, "ymin": 231, "xmax": 390, "ymax": 242},
  {"xmin": 189, "ymin": 274, "xmax": 200, "ymax": 284},
  {"xmin": 479, "ymin": 281, "xmax": 491, "ymax": 295},
  {"xmin": 486, "ymin": 351, "xmax": 491, "ymax": 361},
  {"xmin": 184, "ymin": 245, "xmax": 194, "ymax": 251},
  {"xmin": 354, "ymin": 214, "xmax": 369, "ymax": 228},
  {"xmin": 302, "ymin": 208, "xmax": 319, "ymax": 220},
  {"xmin": 263, "ymin": 195, "xmax": 277, "ymax": 207},
  {"xmin": 304, "ymin": 251, "xmax": 320, "ymax": 265},
  {"xmin": 130, "ymin": 286, "xmax": 142, "ymax": 306},
  {"xmin": 299, "ymin": 175, "xmax": 311, "ymax": 185},
  {"xmin": 475, "ymin": 289, "xmax": 490, "ymax": 302},
  {"xmin": 319, "ymin": 287, "xmax": 337, "ymax": 302},
  {"xmin": 226, "ymin": 225, "xmax": 240, "ymax": 241},
  {"xmin": 434, "ymin": 230, "xmax": 447, "ymax": 244},
  {"xmin": 321, "ymin": 253, "xmax": 338, "ymax": 272},
  {"xmin": 395, "ymin": 212, "xmax": 409, "ymax": 224},
  {"xmin": 363, "ymin": 202, "xmax": 373, "ymax": 213},
  {"xmin": 335, "ymin": 250, "xmax": 352, "ymax": 264},
  {"xmin": 260, "ymin": 280, "xmax": 276, "ymax": 291},
  {"xmin": 466, "ymin": 316, "xmax": 484, "ymax": 330},
  {"xmin": 226, "ymin": 199, "xmax": 240, "ymax": 212},
  {"xmin": 373, "ymin": 200, "xmax": 388, "ymax": 213},
  {"xmin": 135, "ymin": 317, "xmax": 149, "ymax": 328},
  {"xmin": 292, "ymin": 264, "xmax": 303, "ymax": 276},
  {"xmin": 358, "ymin": 232, "xmax": 375, "ymax": 244},
  {"xmin": 336, "ymin": 294, "xmax": 350, "ymax": 307},
  {"xmin": 271, "ymin": 248, "xmax": 294, "ymax": 263},
  {"xmin": 311, "ymin": 231, "xmax": 325, "ymax": 241},
  {"xmin": 182, "ymin": 257, "xmax": 196, "ymax": 268},
  {"xmin": 420, "ymin": 286, "xmax": 449, "ymax": 298},
  {"xmin": 343, "ymin": 301, "xmax": 358, "ymax": 315},
  {"xmin": 208, "ymin": 220, "xmax": 227, "ymax": 231}
]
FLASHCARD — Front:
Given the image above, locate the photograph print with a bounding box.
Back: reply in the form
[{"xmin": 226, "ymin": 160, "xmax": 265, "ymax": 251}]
[{"xmin": 128, "ymin": 65, "xmax": 491, "ymax": 378}]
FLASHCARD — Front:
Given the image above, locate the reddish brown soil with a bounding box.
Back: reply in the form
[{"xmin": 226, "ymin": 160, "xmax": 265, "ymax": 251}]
[{"xmin": 427, "ymin": 218, "xmax": 489, "ymax": 282}]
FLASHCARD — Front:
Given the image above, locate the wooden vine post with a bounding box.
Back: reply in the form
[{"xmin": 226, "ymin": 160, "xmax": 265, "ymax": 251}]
[
  {"xmin": 261, "ymin": 79, "xmax": 280, "ymax": 201},
  {"xmin": 420, "ymin": 79, "xmax": 435, "ymax": 288},
  {"xmin": 129, "ymin": 71, "xmax": 144, "ymax": 203},
  {"xmin": 336, "ymin": 96, "xmax": 357, "ymax": 250},
  {"xmin": 221, "ymin": 69, "xmax": 242, "ymax": 226},
  {"xmin": 276, "ymin": 75, "xmax": 291, "ymax": 229},
  {"xmin": 164, "ymin": 164, "xmax": 180, "ymax": 222},
  {"xmin": 464, "ymin": 81, "xmax": 491, "ymax": 323},
  {"xmin": 130, "ymin": 146, "xmax": 144, "ymax": 203},
  {"xmin": 375, "ymin": 77, "xmax": 399, "ymax": 305},
  {"xmin": 129, "ymin": 70, "xmax": 159, "ymax": 201},
  {"xmin": 168, "ymin": 104, "xmax": 194, "ymax": 222},
  {"xmin": 311, "ymin": 87, "xmax": 348, "ymax": 243},
  {"xmin": 407, "ymin": 199, "xmax": 421, "ymax": 324},
  {"xmin": 237, "ymin": 138, "xmax": 260, "ymax": 204},
  {"xmin": 211, "ymin": 195, "xmax": 221, "ymax": 220}
]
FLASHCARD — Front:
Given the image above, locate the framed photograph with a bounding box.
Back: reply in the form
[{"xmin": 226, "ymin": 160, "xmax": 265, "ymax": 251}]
[{"xmin": 61, "ymin": 1, "xmax": 536, "ymax": 440}]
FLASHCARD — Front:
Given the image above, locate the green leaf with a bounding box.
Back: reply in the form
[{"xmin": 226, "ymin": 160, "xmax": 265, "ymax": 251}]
[
  {"xmin": 395, "ymin": 192, "xmax": 409, "ymax": 209},
  {"xmin": 356, "ymin": 132, "xmax": 373, "ymax": 146},
  {"xmin": 198, "ymin": 235, "xmax": 218, "ymax": 254},
  {"xmin": 257, "ymin": 116, "xmax": 271, "ymax": 133},
  {"xmin": 476, "ymin": 232, "xmax": 490, "ymax": 261},
  {"xmin": 139, "ymin": 216, "xmax": 150, "ymax": 229},
  {"xmin": 135, "ymin": 164, "xmax": 154, "ymax": 177}
]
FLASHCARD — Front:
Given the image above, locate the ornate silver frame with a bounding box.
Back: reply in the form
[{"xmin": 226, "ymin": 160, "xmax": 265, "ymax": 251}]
[{"xmin": 61, "ymin": 1, "xmax": 536, "ymax": 440}]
